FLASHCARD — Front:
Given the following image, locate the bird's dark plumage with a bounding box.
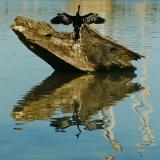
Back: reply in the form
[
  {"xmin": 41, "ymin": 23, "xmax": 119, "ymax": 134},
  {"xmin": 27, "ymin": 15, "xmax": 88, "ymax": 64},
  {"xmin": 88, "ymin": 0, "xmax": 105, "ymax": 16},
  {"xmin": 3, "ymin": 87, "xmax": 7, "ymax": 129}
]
[
  {"xmin": 50, "ymin": 13, "xmax": 72, "ymax": 25},
  {"xmin": 50, "ymin": 5, "xmax": 105, "ymax": 40},
  {"xmin": 83, "ymin": 13, "xmax": 105, "ymax": 24}
]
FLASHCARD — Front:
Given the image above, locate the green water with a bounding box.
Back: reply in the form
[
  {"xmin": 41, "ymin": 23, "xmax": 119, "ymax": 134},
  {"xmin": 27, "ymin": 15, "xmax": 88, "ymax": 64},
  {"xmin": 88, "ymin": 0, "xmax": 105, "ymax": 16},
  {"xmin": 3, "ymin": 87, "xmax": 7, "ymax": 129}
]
[{"xmin": 0, "ymin": 0, "xmax": 160, "ymax": 159}]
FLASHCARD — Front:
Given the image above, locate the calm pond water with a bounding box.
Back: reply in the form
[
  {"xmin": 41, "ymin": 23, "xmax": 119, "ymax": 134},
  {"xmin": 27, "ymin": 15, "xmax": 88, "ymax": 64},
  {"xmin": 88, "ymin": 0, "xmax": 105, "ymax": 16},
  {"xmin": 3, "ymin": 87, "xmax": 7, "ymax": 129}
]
[{"xmin": 0, "ymin": 0, "xmax": 160, "ymax": 159}]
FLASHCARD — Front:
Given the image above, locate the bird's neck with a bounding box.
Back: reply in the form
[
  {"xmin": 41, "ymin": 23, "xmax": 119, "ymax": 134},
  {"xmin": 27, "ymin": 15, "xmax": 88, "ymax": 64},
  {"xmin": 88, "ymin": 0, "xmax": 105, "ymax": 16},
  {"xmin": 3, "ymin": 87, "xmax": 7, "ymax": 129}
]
[{"xmin": 76, "ymin": 5, "xmax": 80, "ymax": 16}]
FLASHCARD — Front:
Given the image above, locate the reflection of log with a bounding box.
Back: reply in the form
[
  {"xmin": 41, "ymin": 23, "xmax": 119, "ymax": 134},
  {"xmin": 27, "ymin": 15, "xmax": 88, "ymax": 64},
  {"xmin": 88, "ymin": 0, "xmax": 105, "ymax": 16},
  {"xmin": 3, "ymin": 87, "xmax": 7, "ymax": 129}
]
[
  {"xmin": 11, "ymin": 16, "xmax": 144, "ymax": 72},
  {"xmin": 11, "ymin": 72, "xmax": 142, "ymax": 122}
]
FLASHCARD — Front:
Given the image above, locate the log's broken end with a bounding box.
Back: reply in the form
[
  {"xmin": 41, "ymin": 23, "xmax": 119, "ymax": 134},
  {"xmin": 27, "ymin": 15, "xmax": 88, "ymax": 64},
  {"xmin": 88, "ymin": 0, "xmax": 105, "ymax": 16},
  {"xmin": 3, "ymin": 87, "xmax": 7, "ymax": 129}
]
[{"xmin": 11, "ymin": 16, "xmax": 144, "ymax": 73}]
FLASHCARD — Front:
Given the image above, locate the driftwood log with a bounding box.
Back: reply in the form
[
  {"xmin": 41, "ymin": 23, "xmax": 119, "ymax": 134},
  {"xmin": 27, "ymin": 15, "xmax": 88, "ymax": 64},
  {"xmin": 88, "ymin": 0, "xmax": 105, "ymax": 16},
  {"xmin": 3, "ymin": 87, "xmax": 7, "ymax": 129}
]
[{"xmin": 11, "ymin": 16, "xmax": 144, "ymax": 72}]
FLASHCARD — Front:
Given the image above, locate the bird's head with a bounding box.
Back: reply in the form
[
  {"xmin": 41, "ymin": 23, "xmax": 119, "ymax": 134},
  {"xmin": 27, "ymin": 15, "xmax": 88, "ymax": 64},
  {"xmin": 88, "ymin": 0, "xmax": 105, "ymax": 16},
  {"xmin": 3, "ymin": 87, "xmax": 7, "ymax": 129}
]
[
  {"xmin": 77, "ymin": 5, "xmax": 80, "ymax": 14},
  {"xmin": 78, "ymin": 5, "xmax": 80, "ymax": 11},
  {"xmin": 76, "ymin": 5, "xmax": 81, "ymax": 16}
]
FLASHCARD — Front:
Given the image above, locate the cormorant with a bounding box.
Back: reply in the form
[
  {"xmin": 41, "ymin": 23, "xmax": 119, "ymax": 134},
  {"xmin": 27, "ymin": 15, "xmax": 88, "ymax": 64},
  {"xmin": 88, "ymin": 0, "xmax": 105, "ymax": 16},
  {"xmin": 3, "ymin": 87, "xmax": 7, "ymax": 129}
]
[{"xmin": 50, "ymin": 5, "xmax": 105, "ymax": 40}]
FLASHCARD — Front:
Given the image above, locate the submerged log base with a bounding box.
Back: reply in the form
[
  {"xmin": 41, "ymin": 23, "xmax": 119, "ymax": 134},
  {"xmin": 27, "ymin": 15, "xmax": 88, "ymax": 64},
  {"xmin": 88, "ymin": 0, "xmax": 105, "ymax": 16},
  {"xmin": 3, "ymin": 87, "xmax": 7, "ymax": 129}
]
[{"xmin": 11, "ymin": 16, "xmax": 144, "ymax": 72}]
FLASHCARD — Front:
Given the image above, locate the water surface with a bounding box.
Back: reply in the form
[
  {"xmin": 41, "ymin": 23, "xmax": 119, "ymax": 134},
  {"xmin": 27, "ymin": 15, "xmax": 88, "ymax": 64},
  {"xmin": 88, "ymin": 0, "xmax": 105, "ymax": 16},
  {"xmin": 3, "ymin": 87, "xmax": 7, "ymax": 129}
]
[{"xmin": 0, "ymin": 0, "xmax": 160, "ymax": 160}]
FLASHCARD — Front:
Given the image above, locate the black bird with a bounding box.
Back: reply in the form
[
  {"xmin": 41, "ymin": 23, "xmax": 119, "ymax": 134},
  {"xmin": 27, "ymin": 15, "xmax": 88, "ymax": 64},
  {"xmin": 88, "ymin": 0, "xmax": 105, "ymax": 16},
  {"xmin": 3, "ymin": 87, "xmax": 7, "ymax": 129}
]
[{"xmin": 50, "ymin": 5, "xmax": 105, "ymax": 40}]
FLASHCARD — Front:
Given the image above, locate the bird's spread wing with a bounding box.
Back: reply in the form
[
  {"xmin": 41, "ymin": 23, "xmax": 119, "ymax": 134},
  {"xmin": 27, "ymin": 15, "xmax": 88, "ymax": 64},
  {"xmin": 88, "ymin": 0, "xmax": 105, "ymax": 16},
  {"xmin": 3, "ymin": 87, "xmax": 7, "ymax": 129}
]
[
  {"xmin": 63, "ymin": 13, "xmax": 74, "ymax": 19},
  {"xmin": 50, "ymin": 13, "xmax": 73, "ymax": 25},
  {"xmin": 83, "ymin": 13, "xmax": 105, "ymax": 24}
]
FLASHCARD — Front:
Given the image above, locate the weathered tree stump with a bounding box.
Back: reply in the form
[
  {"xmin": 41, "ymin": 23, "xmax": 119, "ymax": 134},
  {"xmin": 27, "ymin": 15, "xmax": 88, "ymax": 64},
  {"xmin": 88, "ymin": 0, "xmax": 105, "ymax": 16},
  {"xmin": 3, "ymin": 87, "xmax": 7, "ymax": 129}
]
[{"xmin": 11, "ymin": 16, "xmax": 144, "ymax": 72}]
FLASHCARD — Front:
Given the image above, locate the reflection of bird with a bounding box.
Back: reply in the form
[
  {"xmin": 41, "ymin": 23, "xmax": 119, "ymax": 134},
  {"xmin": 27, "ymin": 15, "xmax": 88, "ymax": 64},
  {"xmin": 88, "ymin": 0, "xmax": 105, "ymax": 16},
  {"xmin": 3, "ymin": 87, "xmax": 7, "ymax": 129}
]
[
  {"xmin": 72, "ymin": 99, "xmax": 82, "ymax": 139},
  {"xmin": 50, "ymin": 5, "xmax": 105, "ymax": 40}
]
